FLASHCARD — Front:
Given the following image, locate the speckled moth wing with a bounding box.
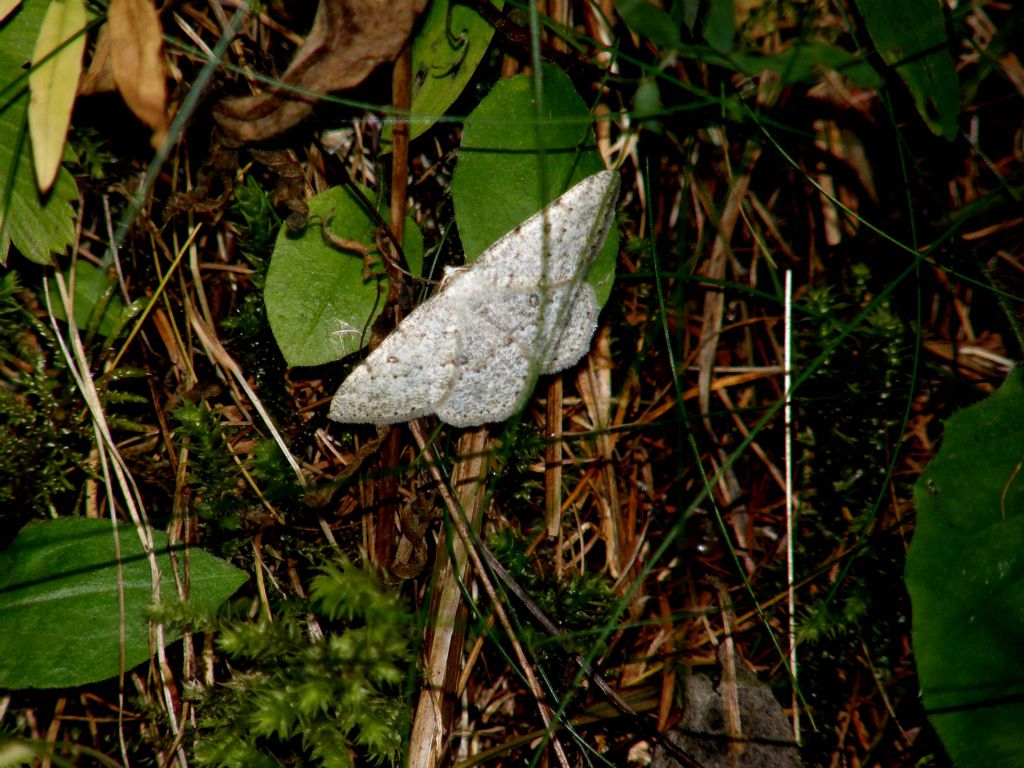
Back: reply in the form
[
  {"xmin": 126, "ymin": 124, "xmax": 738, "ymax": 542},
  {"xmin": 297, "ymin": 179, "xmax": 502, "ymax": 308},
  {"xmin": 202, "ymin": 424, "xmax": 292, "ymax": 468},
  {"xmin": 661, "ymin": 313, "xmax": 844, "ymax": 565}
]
[
  {"xmin": 434, "ymin": 296, "xmax": 533, "ymax": 426},
  {"xmin": 328, "ymin": 170, "xmax": 620, "ymax": 427},
  {"xmin": 328, "ymin": 290, "xmax": 460, "ymax": 424},
  {"xmin": 541, "ymin": 284, "xmax": 600, "ymax": 374},
  {"xmin": 464, "ymin": 170, "xmax": 616, "ymax": 376},
  {"xmin": 471, "ymin": 171, "xmax": 619, "ymax": 288}
]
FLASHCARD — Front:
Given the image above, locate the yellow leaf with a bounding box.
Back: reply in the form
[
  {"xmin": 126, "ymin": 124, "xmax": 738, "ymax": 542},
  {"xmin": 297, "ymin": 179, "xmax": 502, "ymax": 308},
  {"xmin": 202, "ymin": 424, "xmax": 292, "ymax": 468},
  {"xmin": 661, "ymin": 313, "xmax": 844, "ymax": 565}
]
[
  {"xmin": 0, "ymin": 0, "xmax": 23, "ymax": 23},
  {"xmin": 108, "ymin": 0, "xmax": 167, "ymax": 142},
  {"xmin": 28, "ymin": 0, "xmax": 87, "ymax": 194}
]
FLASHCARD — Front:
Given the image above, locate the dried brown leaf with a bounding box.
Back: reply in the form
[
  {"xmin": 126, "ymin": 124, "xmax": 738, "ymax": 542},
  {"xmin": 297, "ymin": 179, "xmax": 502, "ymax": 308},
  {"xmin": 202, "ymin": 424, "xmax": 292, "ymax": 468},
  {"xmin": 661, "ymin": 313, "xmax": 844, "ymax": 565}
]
[
  {"xmin": 108, "ymin": 0, "xmax": 168, "ymax": 144},
  {"xmin": 215, "ymin": 0, "xmax": 426, "ymax": 142},
  {"xmin": 29, "ymin": 0, "xmax": 87, "ymax": 193},
  {"xmin": 79, "ymin": 22, "xmax": 115, "ymax": 95}
]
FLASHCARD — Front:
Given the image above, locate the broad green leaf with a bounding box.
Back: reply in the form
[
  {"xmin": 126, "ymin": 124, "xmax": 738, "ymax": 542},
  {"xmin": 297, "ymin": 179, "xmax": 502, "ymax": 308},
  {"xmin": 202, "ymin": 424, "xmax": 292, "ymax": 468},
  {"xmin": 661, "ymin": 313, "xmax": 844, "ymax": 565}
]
[
  {"xmin": 451, "ymin": 65, "xmax": 618, "ymax": 306},
  {"xmin": 905, "ymin": 368, "xmax": 1024, "ymax": 768},
  {"xmin": 46, "ymin": 259, "xmax": 125, "ymax": 337},
  {"xmin": 615, "ymin": 0, "xmax": 681, "ymax": 51},
  {"xmin": 0, "ymin": 517, "xmax": 247, "ymax": 689},
  {"xmin": 108, "ymin": 0, "xmax": 167, "ymax": 137},
  {"xmin": 0, "ymin": 0, "xmax": 78, "ymax": 265},
  {"xmin": 854, "ymin": 0, "xmax": 960, "ymax": 139},
  {"xmin": 702, "ymin": 0, "xmax": 734, "ymax": 53},
  {"xmin": 28, "ymin": 0, "xmax": 87, "ymax": 192},
  {"xmin": 265, "ymin": 185, "xmax": 424, "ymax": 368},
  {"xmin": 382, "ymin": 0, "xmax": 501, "ymax": 148}
]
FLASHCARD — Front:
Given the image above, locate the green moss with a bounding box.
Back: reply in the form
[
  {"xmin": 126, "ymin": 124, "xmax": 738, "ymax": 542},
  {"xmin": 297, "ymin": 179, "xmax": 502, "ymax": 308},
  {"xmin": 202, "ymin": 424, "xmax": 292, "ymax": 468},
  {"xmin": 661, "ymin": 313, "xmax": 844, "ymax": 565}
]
[
  {"xmin": 193, "ymin": 557, "xmax": 413, "ymax": 768},
  {"xmin": 0, "ymin": 272, "xmax": 92, "ymax": 530}
]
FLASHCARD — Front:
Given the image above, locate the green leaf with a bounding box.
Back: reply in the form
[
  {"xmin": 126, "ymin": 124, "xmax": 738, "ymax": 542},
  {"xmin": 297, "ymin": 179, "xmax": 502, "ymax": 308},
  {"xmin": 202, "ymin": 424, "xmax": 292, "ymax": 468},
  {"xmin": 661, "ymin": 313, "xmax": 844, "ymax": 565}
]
[
  {"xmin": 730, "ymin": 41, "xmax": 882, "ymax": 89},
  {"xmin": 633, "ymin": 76, "xmax": 663, "ymax": 128},
  {"xmin": 615, "ymin": 0, "xmax": 681, "ymax": 51},
  {"xmin": 382, "ymin": 0, "xmax": 501, "ymax": 148},
  {"xmin": 905, "ymin": 368, "xmax": 1024, "ymax": 768},
  {"xmin": 264, "ymin": 184, "xmax": 423, "ymax": 368},
  {"xmin": 702, "ymin": 0, "xmax": 734, "ymax": 53},
  {"xmin": 677, "ymin": 0, "xmax": 699, "ymax": 32},
  {"xmin": 0, "ymin": 0, "xmax": 78, "ymax": 265},
  {"xmin": 451, "ymin": 65, "xmax": 618, "ymax": 306},
  {"xmin": 46, "ymin": 259, "xmax": 124, "ymax": 337},
  {"xmin": 854, "ymin": 0, "xmax": 960, "ymax": 139},
  {"xmin": 0, "ymin": 517, "xmax": 247, "ymax": 689}
]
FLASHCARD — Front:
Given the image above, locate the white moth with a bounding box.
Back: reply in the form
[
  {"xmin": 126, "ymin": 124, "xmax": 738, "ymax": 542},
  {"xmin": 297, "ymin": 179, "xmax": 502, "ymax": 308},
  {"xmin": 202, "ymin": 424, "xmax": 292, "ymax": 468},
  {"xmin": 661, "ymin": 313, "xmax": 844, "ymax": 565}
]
[{"xmin": 329, "ymin": 169, "xmax": 620, "ymax": 427}]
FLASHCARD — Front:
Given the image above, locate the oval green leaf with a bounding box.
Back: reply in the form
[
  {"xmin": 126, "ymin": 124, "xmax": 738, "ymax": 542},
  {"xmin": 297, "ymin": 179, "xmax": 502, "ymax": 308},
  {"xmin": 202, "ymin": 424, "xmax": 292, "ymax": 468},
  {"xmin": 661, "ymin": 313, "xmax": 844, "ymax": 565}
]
[
  {"xmin": 265, "ymin": 184, "xmax": 423, "ymax": 368},
  {"xmin": 853, "ymin": 0, "xmax": 960, "ymax": 139},
  {"xmin": 905, "ymin": 368, "xmax": 1024, "ymax": 768},
  {"xmin": 614, "ymin": 0, "xmax": 682, "ymax": 51},
  {"xmin": 451, "ymin": 64, "xmax": 618, "ymax": 306},
  {"xmin": 382, "ymin": 0, "xmax": 501, "ymax": 148},
  {"xmin": 0, "ymin": 517, "xmax": 247, "ymax": 689}
]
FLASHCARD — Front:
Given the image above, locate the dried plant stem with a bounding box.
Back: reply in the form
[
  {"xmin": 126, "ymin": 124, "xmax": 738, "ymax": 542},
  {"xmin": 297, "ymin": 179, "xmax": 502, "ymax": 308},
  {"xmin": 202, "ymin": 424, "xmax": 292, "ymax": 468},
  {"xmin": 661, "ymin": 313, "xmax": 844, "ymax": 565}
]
[
  {"xmin": 577, "ymin": 330, "xmax": 625, "ymax": 577},
  {"xmin": 695, "ymin": 152, "xmax": 759, "ymax": 571},
  {"xmin": 784, "ymin": 269, "xmax": 800, "ymax": 744},
  {"xmin": 407, "ymin": 427, "xmax": 490, "ymax": 768},
  {"xmin": 407, "ymin": 423, "xmax": 571, "ymax": 768},
  {"xmin": 188, "ymin": 310, "xmax": 306, "ymax": 488},
  {"xmin": 374, "ymin": 36, "xmax": 415, "ymax": 571},
  {"xmin": 46, "ymin": 271, "xmax": 185, "ymax": 766},
  {"xmin": 544, "ymin": 375, "xmax": 564, "ymax": 539}
]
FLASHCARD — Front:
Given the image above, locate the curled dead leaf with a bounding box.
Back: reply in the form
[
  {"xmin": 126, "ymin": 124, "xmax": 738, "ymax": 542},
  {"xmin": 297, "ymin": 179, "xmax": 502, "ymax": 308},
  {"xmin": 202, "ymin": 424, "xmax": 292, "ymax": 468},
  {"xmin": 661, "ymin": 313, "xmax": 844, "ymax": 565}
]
[
  {"xmin": 79, "ymin": 21, "xmax": 115, "ymax": 95},
  {"xmin": 108, "ymin": 0, "xmax": 168, "ymax": 145},
  {"xmin": 215, "ymin": 0, "xmax": 426, "ymax": 142}
]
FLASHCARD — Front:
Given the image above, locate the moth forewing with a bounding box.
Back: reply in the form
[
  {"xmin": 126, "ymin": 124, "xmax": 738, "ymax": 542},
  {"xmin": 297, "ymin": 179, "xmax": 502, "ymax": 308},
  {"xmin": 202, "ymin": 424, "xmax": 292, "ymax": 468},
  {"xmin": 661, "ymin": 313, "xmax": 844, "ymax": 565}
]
[
  {"xmin": 516, "ymin": 170, "xmax": 620, "ymax": 405},
  {"xmin": 328, "ymin": 170, "xmax": 621, "ymax": 427}
]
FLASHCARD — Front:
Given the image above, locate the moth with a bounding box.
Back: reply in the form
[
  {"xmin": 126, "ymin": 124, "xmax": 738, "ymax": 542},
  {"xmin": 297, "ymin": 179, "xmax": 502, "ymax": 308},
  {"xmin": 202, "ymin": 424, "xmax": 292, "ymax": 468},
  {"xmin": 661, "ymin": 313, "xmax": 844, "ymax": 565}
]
[{"xmin": 329, "ymin": 170, "xmax": 620, "ymax": 427}]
